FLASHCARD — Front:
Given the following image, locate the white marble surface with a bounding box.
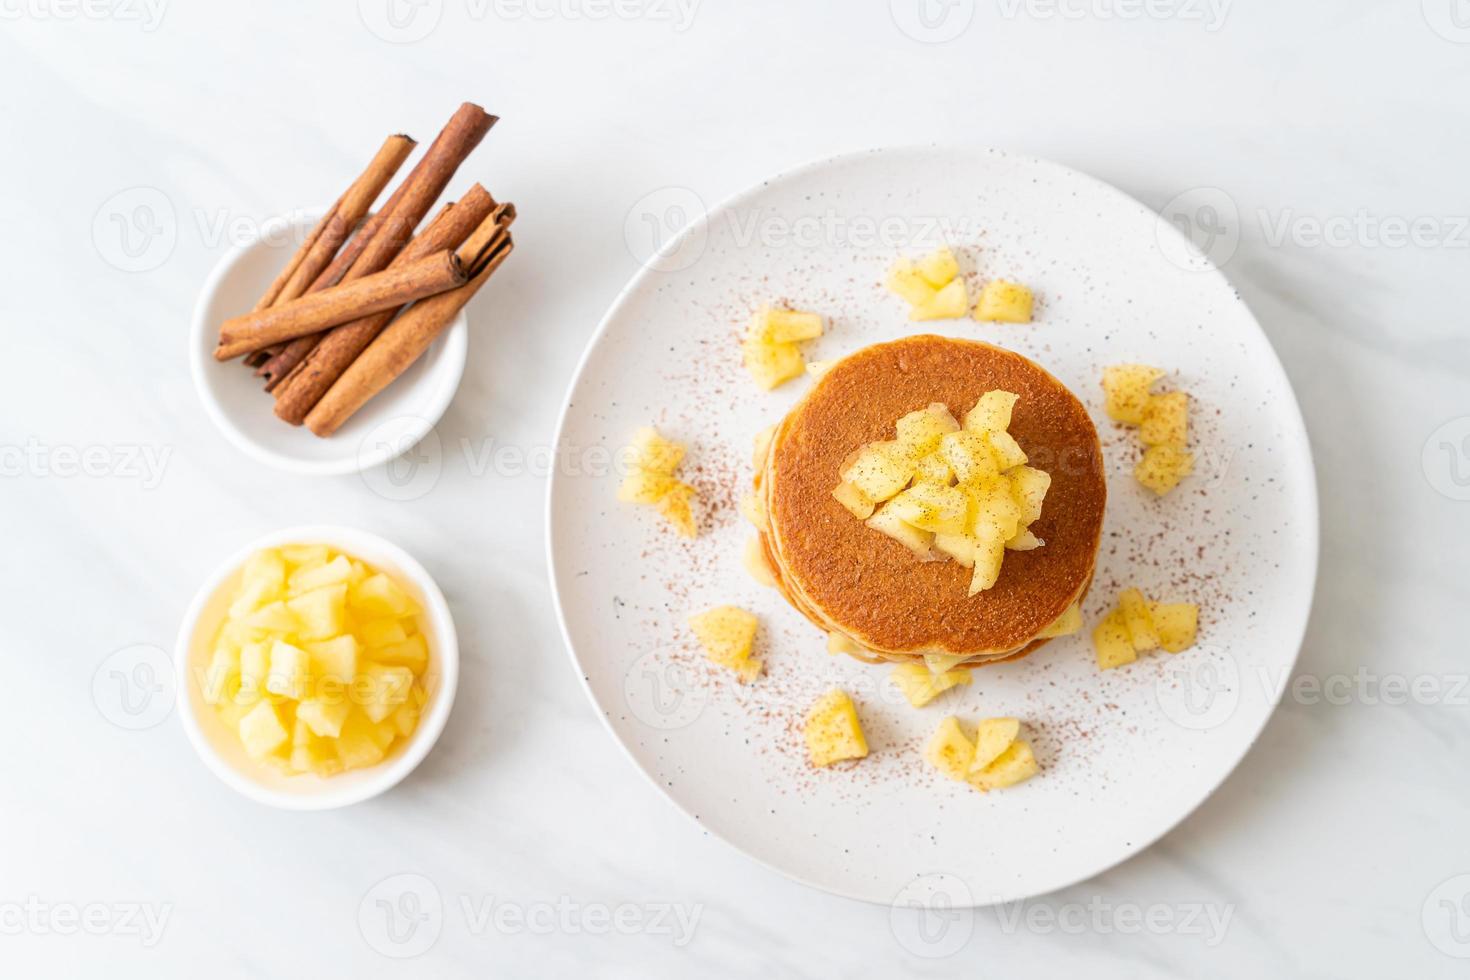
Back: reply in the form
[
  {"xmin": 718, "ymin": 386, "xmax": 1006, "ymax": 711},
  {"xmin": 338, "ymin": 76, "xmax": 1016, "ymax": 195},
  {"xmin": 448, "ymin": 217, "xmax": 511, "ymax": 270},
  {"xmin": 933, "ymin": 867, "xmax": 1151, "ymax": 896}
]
[{"xmin": 3, "ymin": 2, "xmax": 1467, "ymax": 976}]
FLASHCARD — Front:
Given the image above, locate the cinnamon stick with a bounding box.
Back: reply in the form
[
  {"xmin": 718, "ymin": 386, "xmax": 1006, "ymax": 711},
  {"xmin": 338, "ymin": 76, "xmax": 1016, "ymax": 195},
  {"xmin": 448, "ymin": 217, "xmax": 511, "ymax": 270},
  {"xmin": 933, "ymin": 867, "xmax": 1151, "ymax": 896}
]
[
  {"xmin": 215, "ymin": 250, "xmax": 468, "ymax": 360},
  {"xmin": 304, "ymin": 208, "xmax": 516, "ymax": 437},
  {"xmin": 236, "ymin": 134, "xmax": 415, "ymax": 330},
  {"xmin": 270, "ymin": 181, "xmax": 500, "ymax": 426},
  {"xmin": 256, "ymin": 103, "xmax": 495, "ymax": 392}
]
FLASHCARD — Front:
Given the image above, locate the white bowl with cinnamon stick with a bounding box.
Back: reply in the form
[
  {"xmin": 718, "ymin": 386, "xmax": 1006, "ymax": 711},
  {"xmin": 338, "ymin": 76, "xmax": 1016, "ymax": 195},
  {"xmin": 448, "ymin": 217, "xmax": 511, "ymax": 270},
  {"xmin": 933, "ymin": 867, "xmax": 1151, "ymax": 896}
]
[{"xmin": 191, "ymin": 103, "xmax": 515, "ymax": 475}]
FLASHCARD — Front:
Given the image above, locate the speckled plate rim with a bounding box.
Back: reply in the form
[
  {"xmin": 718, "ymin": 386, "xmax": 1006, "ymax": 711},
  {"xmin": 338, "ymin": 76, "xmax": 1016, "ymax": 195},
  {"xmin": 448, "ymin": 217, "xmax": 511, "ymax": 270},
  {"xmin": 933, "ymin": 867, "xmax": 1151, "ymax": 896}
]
[{"xmin": 545, "ymin": 144, "xmax": 1320, "ymax": 907}]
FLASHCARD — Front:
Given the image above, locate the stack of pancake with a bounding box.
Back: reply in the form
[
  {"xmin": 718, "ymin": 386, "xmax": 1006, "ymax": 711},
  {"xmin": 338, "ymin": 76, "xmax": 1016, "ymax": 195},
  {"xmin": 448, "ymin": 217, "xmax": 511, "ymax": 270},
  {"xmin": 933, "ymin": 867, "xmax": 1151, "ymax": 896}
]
[{"xmin": 751, "ymin": 336, "xmax": 1106, "ymax": 668}]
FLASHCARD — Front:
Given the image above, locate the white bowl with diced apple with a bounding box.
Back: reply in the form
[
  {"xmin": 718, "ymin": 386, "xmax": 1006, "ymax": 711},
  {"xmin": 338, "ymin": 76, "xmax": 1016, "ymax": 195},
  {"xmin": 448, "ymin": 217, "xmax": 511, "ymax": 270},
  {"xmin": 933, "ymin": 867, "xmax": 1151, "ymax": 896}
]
[{"xmin": 176, "ymin": 525, "xmax": 459, "ymax": 810}]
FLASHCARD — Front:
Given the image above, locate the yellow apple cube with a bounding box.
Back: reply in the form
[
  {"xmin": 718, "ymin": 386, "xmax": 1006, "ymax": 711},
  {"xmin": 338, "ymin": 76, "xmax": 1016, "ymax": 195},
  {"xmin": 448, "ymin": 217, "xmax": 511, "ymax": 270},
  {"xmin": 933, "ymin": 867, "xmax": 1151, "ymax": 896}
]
[
  {"xmin": 1140, "ymin": 391, "xmax": 1189, "ymax": 448},
  {"xmin": 230, "ymin": 550, "xmax": 287, "ymax": 617},
  {"xmin": 967, "ymin": 529, "xmax": 1007, "ymax": 595},
  {"xmin": 742, "ymin": 537, "xmax": 776, "ymax": 587},
  {"xmin": 238, "ymin": 701, "xmax": 290, "ymax": 760},
  {"xmin": 923, "ymin": 652, "xmax": 972, "ymax": 675},
  {"xmin": 895, "ymin": 403, "xmax": 961, "ymax": 455},
  {"xmin": 350, "ymin": 574, "xmax": 417, "ymax": 619},
  {"xmin": 280, "ymin": 543, "xmax": 330, "ymax": 566},
  {"xmin": 912, "ymin": 452, "xmax": 954, "ymax": 486},
  {"xmin": 892, "ymin": 662, "xmax": 971, "ymax": 708},
  {"xmin": 832, "ymin": 480, "xmax": 876, "ymax": 520},
  {"xmin": 265, "ymin": 640, "xmax": 312, "ymax": 700},
  {"xmin": 940, "ymin": 430, "xmax": 1000, "ymax": 483},
  {"xmin": 242, "ymin": 600, "xmax": 299, "ymax": 633},
  {"xmin": 866, "ymin": 506, "xmax": 935, "ymax": 559},
  {"xmin": 1093, "ymin": 608, "xmax": 1137, "ymax": 670},
  {"xmin": 358, "ymin": 663, "xmax": 415, "ymax": 723},
  {"xmin": 739, "ymin": 492, "xmax": 768, "ymax": 530},
  {"xmin": 885, "ymin": 482, "xmax": 969, "ymax": 535},
  {"xmin": 917, "ymin": 246, "xmax": 960, "ymax": 288},
  {"xmin": 923, "ymin": 716, "xmax": 975, "ymax": 781},
  {"xmin": 932, "ymin": 532, "xmax": 977, "ymax": 568},
  {"xmin": 238, "ymin": 641, "xmax": 270, "ymax": 704},
  {"xmin": 1005, "ymin": 527, "xmax": 1043, "ymax": 551},
  {"xmin": 1118, "ymin": 588, "xmax": 1160, "ymax": 652},
  {"xmin": 296, "ymin": 696, "xmax": 351, "ymax": 739},
  {"xmin": 1035, "ymin": 603, "xmax": 1082, "ymax": 639},
  {"xmin": 742, "ymin": 338, "xmax": 805, "ymax": 390},
  {"xmin": 968, "ymin": 738, "xmax": 1039, "ymax": 791},
  {"xmin": 201, "ymin": 646, "xmax": 240, "ymax": 706},
  {"xmin": 909, "ymin": 279, "xmax": 969, "ymax": 321},
  {"xmin": 844, "ymin": 441, "xmax": 917, "ymax": 502},
  {"xmin": 373, "ymin": 634, "xmax": 429, "ymax": 675},
  {"xmin": 1135, "ymin": 445, "xmax": 1194, "ymax": 495},
  {"xmin": 806, "ymin": 359, "xmax": 835, "ymax": 380},
  {"xmin": 305, "ymin": 634, "xmax": 358, "ymax": 683},
  {"xmin": 288, "ymin": 555, "xmax": 353, "ymax": 596},
  {"xmin": 984, "ymin": 429, "xmax": 1028, "ymax": 471},
  {"xmin": 688, "ymin": 605, "xmax": 759, "ymax": 679},
  {"xmin": 963, "ymin": 390, "xmax": 1020, "ymax": 434},
  {"xmin": 968, "ymin": 717, "xmax": 1021, "ymax": 772},
  {"xmin": 974, "ymin": 280, "xmax": 1034, "ymax": 323},
  {"xmin": 1009, "ymin": 466, "xmax": 1052, "ymax": 525},
  {"xmin": 1102, "ymin": 364, "xmax": 1165, "ymax": 425},
  {"xmin": 286, "ymin": 584, "xmax": 348, "ymax": 642},
  {"xmin": 752, "ymin": 307, "xmax": 825, "ymax": 344},
  {"xmin": 887, "ymin": 258, "xmax": 939, "ymax": 306},
  {"xmin": 804, "ymin": 689, "xmax": 869, "ymax": 767},
  {"xmin": 1152, "ymin": 603, "xmax": 1199, "ymax": 653},
  {"xmin": 629, "ymin": 427, "xmax": 686, "ymax": 474},
  {"xmin": 656, "ymin": 481, "xmax": 699, "ymax": 537},
  {"xmin": 617, "ymin": 468, "xmax": 678, "ymax": 505},
  {"xmin": 359, "ymin": 619, "xmax": 408, "ymax": 650},
  {"xmin": 335, "ymin": 712, "xmax": 386, "ymax": 771}
]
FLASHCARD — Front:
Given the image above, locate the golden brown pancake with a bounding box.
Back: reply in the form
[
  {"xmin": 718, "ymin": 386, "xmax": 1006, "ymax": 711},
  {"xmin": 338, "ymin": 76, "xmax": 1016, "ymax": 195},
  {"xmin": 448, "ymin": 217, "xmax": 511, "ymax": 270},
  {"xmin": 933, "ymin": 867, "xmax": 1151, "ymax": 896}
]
[{"xmin": 758, "ymin": 335, "xmax": 1105, "ymax": 659}]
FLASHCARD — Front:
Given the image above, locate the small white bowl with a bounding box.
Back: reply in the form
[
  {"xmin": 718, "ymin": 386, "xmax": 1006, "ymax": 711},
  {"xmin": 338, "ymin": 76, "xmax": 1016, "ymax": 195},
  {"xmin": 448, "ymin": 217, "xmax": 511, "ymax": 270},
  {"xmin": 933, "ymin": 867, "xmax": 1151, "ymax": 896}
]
[
  {"xmin": 175, "ymin": 525, "xmax": 459, "ymax": 810},
  {"xmin": 190, "ymin": 208, "xmax": 468, "ymax": 476}
]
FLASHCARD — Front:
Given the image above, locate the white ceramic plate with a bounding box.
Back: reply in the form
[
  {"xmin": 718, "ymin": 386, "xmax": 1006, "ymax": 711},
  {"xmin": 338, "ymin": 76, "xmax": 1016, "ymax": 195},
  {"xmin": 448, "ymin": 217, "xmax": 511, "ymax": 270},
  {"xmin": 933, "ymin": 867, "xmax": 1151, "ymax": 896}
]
[
  {"xmin": 547, "ymin": 147, "xmax": 1317, "ymax": 906},
  {"xmin": 190, "ymin": 208, "xmax": 468, "ymax": 476}
]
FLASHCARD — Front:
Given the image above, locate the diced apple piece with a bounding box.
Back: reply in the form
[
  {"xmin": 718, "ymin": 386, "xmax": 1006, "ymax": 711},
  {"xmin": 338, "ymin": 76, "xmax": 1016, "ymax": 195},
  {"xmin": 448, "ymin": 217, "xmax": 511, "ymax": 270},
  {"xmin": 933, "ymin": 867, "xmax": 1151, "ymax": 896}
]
[
  {"xmin": 238, "ymin": 701, "xmax": 290, "ymax": 760},
  {"xmin": 742, "ymin": 537, "xmax": 776, "ymax": 587},
  {"xmin": 1135, "ymin": 445, "xmax": 1194, "ymax": 495},
  {"xmin": 827, "ymin": 632, "xmax": 866, "ymax": 658},
  {"xmin": 932, "ymin": 533, "xmax": 977, "ymax": 568},
  {"xmin": 374, "ymin": 634, "xmax": 429, "ymax": 675},
  {"xmin": 1009, "ymin": 466, "xmax": 1052, "ymax": 525},
  {"xmin": 912, "ymin": 452, "xmax": 954, "ymax": 486},
  {"xmin": 656, "ymin": 481, "xmax": 699, "ymax": 537},
  {"xmin": 974, "ymin": 280, "xmax": 1034, "ymax": 323},
  {"xmin": 923, "ymin": 716, "xmax": 975, "ymax": 781},
  {"xmin": 753, "ymin": 307, "xmax": 825, "ymax": 343},
  {"xmin": 358, "ymin": 663, "xmax": 415, "ymax": 724},
  {"xmin": 1102, "ymin": 364, "xmax": 1165, "ymax": 425},
  {"xmin": 238, "ymin": 641, "xmax": 270, "ymax": 704},
  {"xmin": 803, "ymin": 689, "xmax": 869, "ymax": 767},
  {"xmin": 916, "ymin": 246, "xmax": 960, "ymax": 288},
  {"xmin": 389, "ymin": 699, "xmax": 421, "ymax": 737},
  {"xmin": 350, "ymin": 574, "xmax": 417, "ymax": 619},
  {"xmin": 230, "ymin": 550, "xmax": 288, "ymax": 617},
  {"xmin": 306, "ymin": 634, "xmax": 358, "ymax": 683},
  {"xmin": 887, "ymin": 258, "xmax": 938, "ymax": 307},
  {"xmin": 1140, "ymin": 391, "xmax": 1189, "ymax": 448},
  {"xmin": 895, "ymin": 403, "xmax": 961, "ymax": 455},
  {"xmin": 1093, "ymin": 608, "xmax": 1136, "ymax": 670},
  {"xmin": 296, "ymin": 696, "xmax": 351, "ymax": 739},
  {"xmin": 967, "ymin": 528, "xmax": 1007, "ymax": 595},
  {"xmin": 201, "ymin": 646, "xmax": 240, "ymax": 707},
  {"xmin": 629, "ymin": 426, "xmax": 685, "ymax": 474},
  {"xmin": 287, "ymin": 584, "xmax": 348, "ymax": 642},
  {"xmin": 831, "ymin": 480, "xmax": 877, "ymax": 520},
  {"xmin": 265, "ymin": 640, "xmax": 312, "ymax": 700},
  {"xmin": 892, "ymin": 662, "xmax": 971, "ymax": 708},
  {"xmin": 939, "ymin": 430, "xmax": 999, "ymax": 483},
  {"xmin": 1035, "ymin": 602, "xmax": 1082, "ymax": 639},
  {"xmin": 688, "ymin": 605, "xmax": 759, "ymax": 679},
  {"xmin": 909, "ymin": 279, "xmax": 969, "ymax": 321},
  {"xmin": 1005, "ymin": 528, "xmax": 1043, "ymax": 551},
  {"xmin": 806, "ymin": 359, "xmax": 835, "ymax": 380},
  {"xmin": 843, "ymin": 441, "xmax": 917, "ymax": 503},
  {"xmin": 885, "ymin": 482, "xmax": 969, "ymax": 535},
  {"xmin": 985, "ymin": 430, "xmax": 1028, "ymax": 471},
  {"xmin": 923, "ymin": 652, "xmax": 972, "ymax": 675},
  {"xmin": 1151, "ymin": 603, "xmax": 1199, "ymax": 653},
  {"xmin": 963, "ymin": 390, "xmax": 1020, "ymax": 434},
  {"xmin": 358, "ymin": 619, "xmax": 408, "ymax": 650},
  {"xmin": 288, "ymin": 555, "xmax": 353, "ymax": 596},
  {"xmin": 752, "ymin": 426, "xmax": 776, "ymax": 468},
  {"xmin": 968, "ymin": 476, "xmax": 1022, "ymax": 542},
  {"xmin": 1118, "ymin": 588, "xmax": 1160, "ymax": 652},
  {"xmin": 968, "ymin": 739, "xmax": 1039, "ymax": 791},
  {"xmin": 866, "ymin": 506, "xmax": 935, "ymax": 559},
  {"xmin": 280, "ymin": 543, "xmax": 331, "ymax": 567},
  {"xmin": 618, "ymin": 468, "xmax": 678, "ymax": 504},
  {"xmin": 739, "ymin": 492, "xmax": 769, "ymax": 529},
  {"xmin": 242, "ymin": 600, "xmax": 299, "ymax": 633},
  {"xmin": 335, "ymin": 712, "xmax": 386, "ymax": 771},
  {"xmin": 968, "ymin": 717, "xmax": 1021, "ymax": 772},
  {"xmin": 742, "ymin": 338, "xmax": 806, "ymax": 390}
]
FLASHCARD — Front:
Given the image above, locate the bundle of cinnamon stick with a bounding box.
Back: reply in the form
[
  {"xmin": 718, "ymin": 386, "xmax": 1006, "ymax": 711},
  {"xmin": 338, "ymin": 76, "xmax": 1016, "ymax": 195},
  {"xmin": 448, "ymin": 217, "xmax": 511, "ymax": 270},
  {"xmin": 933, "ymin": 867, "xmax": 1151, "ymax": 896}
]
[{"xmin": 216, "ymin": 102, "xmax": 515, "ymax": 438}]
